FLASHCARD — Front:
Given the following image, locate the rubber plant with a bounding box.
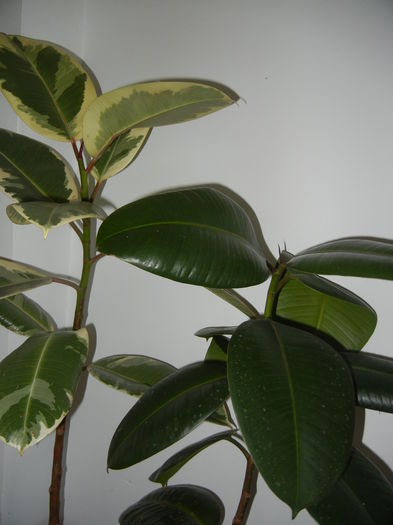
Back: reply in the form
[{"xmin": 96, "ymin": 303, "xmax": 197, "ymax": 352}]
[{"xmin": 1, "ymin": 33, "xmax": 393, "ymax": 525}]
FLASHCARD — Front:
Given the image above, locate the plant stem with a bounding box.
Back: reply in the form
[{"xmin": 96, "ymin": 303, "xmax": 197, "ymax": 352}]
[
  {"xmin": 49, "ymin": 144, "xmax": 96, "ymax": 524},
  {"xmin": 232, "ymin": 456, "xmax": 259, "ymax": 525},
  {"xmin": 264, "ymin": 263, "xmax": 286, "ymax": 319}
]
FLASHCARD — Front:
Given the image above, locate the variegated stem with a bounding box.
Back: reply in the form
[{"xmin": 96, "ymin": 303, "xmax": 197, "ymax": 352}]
[{"xmin": 232, "ymin": 456, "xmax": 259, "ymax": 525}]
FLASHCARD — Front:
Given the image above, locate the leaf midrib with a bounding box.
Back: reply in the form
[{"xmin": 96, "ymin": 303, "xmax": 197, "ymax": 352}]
[
  {"xmin": 4, "ymin": 295, "xmax": 52, "ymax": 332},
  {"xmin": 95, "ymin": 90, "xmax": 229, "ymax": 157},
  {"xmin": 22, "ymin": 334, "xmax": 53, "ymax": 446},
  {"xmin": 9, "ymin": 37, "xmax": 73, "ymax": 140},
  {"xmin": 100, "ymin": 220, "xmax": 263, "ymax": 257},
  {"xmin": 271, "ymin": 322, "xmax": 300, "ymax": 508},
  {"xmin": 116, "ymin": 369, "xmax": 226, "ymax": 449},
  {"xmin": 0, "ymin": 151, "xmax": 52, "ymax": 199}
]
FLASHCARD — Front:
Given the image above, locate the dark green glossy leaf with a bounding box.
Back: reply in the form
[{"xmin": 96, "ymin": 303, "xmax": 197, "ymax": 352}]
[
  {"xmin": 0, "ymin": 257, "xmax": 52, "ymax": 300},
  {"xmin": 97, "ymin": 187, "xmax": 269, "ymax": 288},
  {"xmin": 89, "ymin": 354, "xmax": 176, "ymax": 395},
  {"xmin": 195, "ymin": 326, "xmax": 237, "ymax": 338},
  {"xmin": 0, "ymin": 129, "xmax": 79, "ymax": 203},
  {"xmin": 207, "ymin": 288, "xmax": 260, "ymax": 318},
  {"xmin": 83, "ymin": 78, "xmax": 239, "ymax": 158},
  {"xmin": 119, "ymin": 484, "xmax": 225, "ymax": 525},
  {"xmin": 0, "ymin": 34, "xmax": 98, "ymax": 141},
  {"xmin": 343, "ymin": 351, "xmax": 393, "ymax": 413},
  {"xmin": 0, "ymin": 293, "xmax": 56, "ymax": 336},
  {"xmin": 149, "ymin": 430, "xmax": 236, "ymax": 485},
  {"xmin": 107, "ymin": 361, "xmax": 229, "ymax": 470},
  {"xmin": 90, "ymin": 128, "xmax": 151, "ymax": 181},
  {"xmin": 0, "ymin": 329, "xmax": 88, "ymax": 452},
  {"xmin": 308, "ymin": 448, "xmax": 393, "ymax": 524},
  {"xmin": 288, "ymin": 237, "xmax": 393, "ymax": 280},
  {"xmin": 276, "ymin": 273, "xmax": 377, "ymax": 350},
  {"xmin": 228, "ymin": 319, "xmax": 355, "ymax": 515}
]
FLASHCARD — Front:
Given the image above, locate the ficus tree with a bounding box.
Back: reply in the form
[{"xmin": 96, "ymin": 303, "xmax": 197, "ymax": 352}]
[{"xmin": 0, "ymin": 33, "xmax": 393, "ymax": 525}]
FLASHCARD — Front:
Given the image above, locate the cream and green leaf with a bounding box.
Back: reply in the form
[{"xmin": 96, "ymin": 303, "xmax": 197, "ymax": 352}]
[
  {"xmin": 0, "ymin": 294, "xmax": 56, "ymax": 336},
  {"xmin": 0, "ymin": 329, "xmax": 88, "ymax": 453},
  {"xmin": 0, "ymin": 129, "xmax": 79, "ymax": 202},
  {"xmin": 0, "ymin": 257, "xmax": 53, "ymax": 300},
  {"xmin": 7, "ymin": 201, "xmax": 106, "ymax": 238},
  {"xmin": 83, "ymin": 80, "xmax": 239, "ymax": 158},
  {"xmin": 0, "ymin": 34, "xmax": 98, "ymax": 141},
  {"xmin": 90, "ymin": 128, "xmax": 151, "ymax": 181},
  {"xmin": 276, "ymin": 273, "xmax": 377, "ymax": 350}
]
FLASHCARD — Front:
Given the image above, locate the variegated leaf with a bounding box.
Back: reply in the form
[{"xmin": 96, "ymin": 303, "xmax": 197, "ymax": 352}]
[
  {"xmin": 0, "ymin": 293, "xmax": 56, "ymax": 336},
  {"xmin": 0, "ymin": 34, "xmax": 98, "ymax": 141},
  {"xmin": 0, "ymin": 257, "xmax": 52, "ymax": 300},
  {"xmin": 0, "ymin": 329, "xmax": 88, "ymax": 453},
  {"xmin": 83, "ymin": 80, "xmax": 239, "ymax": 158},
  {"xmin": 0, "ymin": 129, "xmax": 79, "ymax": 202},
  {"xmin": 7, "ymin": 201, "xmax": 106, "ymax": 238},
  {"xmin": 89, "ymin": 354, "xmax": 176, "ymax": 395},
  {"xmin": 90, "ymin": 128, "xmax": 151, "ymax": 181}
]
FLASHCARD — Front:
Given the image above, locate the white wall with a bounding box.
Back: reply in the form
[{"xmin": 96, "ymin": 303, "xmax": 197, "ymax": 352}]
[{"xmin": 1, "ymin": 1, "xmax": 393, "ymax": 523}]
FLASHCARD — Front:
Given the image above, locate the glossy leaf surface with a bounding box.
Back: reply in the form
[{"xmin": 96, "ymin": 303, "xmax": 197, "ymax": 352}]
[
  {"xmin": 0, "ymin": 129, "xmax": 79, "ymax": 203},
  {"xmin": 207, "ymin": 287, "xmax": 260, "ymax": 318},
  {"xmin": 97, "ymin": 187, "xmax": 268, "ymax": 288},
  {"xmin": 83, "ymin": 79, "xmax": 238, "ymax": 157},
  {"xmin": 107, "ymin": 361, "xmax": 229, "ymax": 469},
  {"xmin": 90, "ymin": 128, "xmax": 151, "ymax": 181},
  {"xmin": 119, "ymin": 484, "xmax": 225, "ymax": 525},
  {"xmin": 0, "ymin": 34, "xmax": 97, "ymax": 141},
  {"xmin": 308, "ymin": 448, "xmax": 393, "ymax": 524},
  {"xmin": 288, "ymin": 237, "xmax": 393, "ymax": 280},
  {"xmin": 276, "ymin": 273, "xmax": 376, "ymax": 350},
  {"xmin": 89, "ymin": 354, "xmax": 176, "ymax": 395},
  {"xmin": 205, "ymin": 336, "xmax": 228, "ymax": 362},
  {"xmin": 195, "ymin": 326, "xmax": 237, "ymax": 338},
  {"xmin": 343, "ymin": 351, "xmax": 393, "ymax": 413},
  {"xmin": 149, "ymin": 430, "xmax": 235, "ymax": 485},
  {"xmin": 7, "ymin": 201, "xmax": 106, "ymax": 238},
  {"xmin": 228, "ymin": 319, "xmax": 354, "ymax": 515},
  {"xmin": 0, "ymin": 329, "xmax": 88, "ymax": 452},
  {"xmin": 0, "ymin": 293, "xmax": 56, "ymax": 336},
  {"xmin": 0, "ymin": 257, "xmax": 52, "ymax": 300}
]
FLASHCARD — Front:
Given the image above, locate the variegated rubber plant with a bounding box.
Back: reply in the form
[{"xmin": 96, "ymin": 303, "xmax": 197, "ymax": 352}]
[{"xmin": 0, "ymin": 33, "xmax": 393, "ymax": 525}]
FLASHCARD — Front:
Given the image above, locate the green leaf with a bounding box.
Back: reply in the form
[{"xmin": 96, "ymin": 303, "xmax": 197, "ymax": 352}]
[
  {"xmin": 195, "ymin": 326, "xmax": 237, "ymax": 338},
  {"xmin": 0, "ymin": 329, "xmax": 88, "ymax": 453},
  {"xmin": 149, "ymin": 430, "xmax": 236, "ymax": 486},
  {"xmin": 308, "ymin": 448, "xmax": 393, "ymax": 524},
  {"xmin": 228, "ymin": 319, "xmax": 355, "ymax": 515},
  {"xmin": 0, "ymin": 34, "xmax": 98, "ymax": 141},
  {"xmin": 0, "ymin": 257, "xmax": 52, "ymax": 300},
  {"xmin": 97, "ymin": 187, "xmax": 269, "ymax": 288},
  {"xmin": 90, "ymin": 353, "xmax": 229, "ymax": 428},
  {"xmin": 288, "ymin": 237, "xmax": 393, "ymax": 280},
  {"xmin": 276, "ymin": 273, "xmax": 377, "ymax": 350},
  {"xmin": 0, "ymin": 129, "xmax": 79, "ymax": 203},
  {"xmin": 343, "ymin": 351, "xmax": 393, "ymax": 413},
  {"xmin": 107, "ymin": 361, "xmax": 229, "ymax": 470},
  {"xmin": 90, "ymin": 128, "xmax": 151, "ymax": 181},
  {"xmin": 83, "ymin": 79, "xmax": 239, "ymax": 158},
  {"xmin": 119, "ymin": 484, "xmax": 225, "ymax": 525},
  {"xmin": 205, "ymin": 336, "xmax": 228, "ymax": 362},
  {"xmin": 89, "ymin": 354, "xmax": 176, "ymax": 395},
  {"xmin": 0, "ymin": 293, "xmax": 56, "ymax": 336},
  {"xmin": 207, "ymin": 288, "xmax": 260, "ymax": 318},
  {"xmin": 6, "ymin": 201, "xmax": 106, "ymax": 238}
]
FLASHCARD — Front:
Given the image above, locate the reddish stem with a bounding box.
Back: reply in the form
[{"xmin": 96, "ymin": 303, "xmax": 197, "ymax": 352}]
[{"xmin": 232, "ymin": 456, "xmax": 259, "ymax": 525}]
